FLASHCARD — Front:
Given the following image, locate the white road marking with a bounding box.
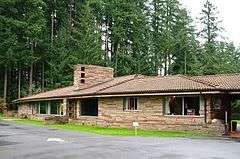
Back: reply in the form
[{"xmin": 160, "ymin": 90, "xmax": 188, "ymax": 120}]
[{"xmin": 47, "ymin": 138, "xmax": 65, "ymax": 142}]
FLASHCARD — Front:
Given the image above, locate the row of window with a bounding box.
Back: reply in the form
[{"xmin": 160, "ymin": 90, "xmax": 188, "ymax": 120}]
[
  {"xmin": 36, "ymin": 96, "xmax": 216, "ymax": 116},
  {"xmin": 124, "ymin": 96, "xmax": 205, "ymax": 116},
  {"xmin": 37, "ymin": 101, "xmax": 62, "ymax": 115}
]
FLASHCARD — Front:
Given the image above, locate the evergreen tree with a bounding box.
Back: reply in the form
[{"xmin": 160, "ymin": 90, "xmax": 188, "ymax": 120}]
[{"xmin": 199, "ymin": 0, "xmax": 223, "ymax": 74}]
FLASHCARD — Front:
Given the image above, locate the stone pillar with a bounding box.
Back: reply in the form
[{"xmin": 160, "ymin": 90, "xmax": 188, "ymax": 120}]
[
  {"xmin": 63, "ymin": 98, "xmax": 67, "ymax": 116},
  {"xmin": 199, "ymin": 96, "xmax": 205, "ymax": 116},
  {"xmin": 205, "ymin": 96, "xmax": 212, "ymax": 123},
  {"xmin": 76, "ymin": 99, "xmax": 80, "ymax": 118}
]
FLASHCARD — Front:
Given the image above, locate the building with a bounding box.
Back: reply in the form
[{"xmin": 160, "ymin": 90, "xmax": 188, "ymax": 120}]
[{"xmin": 16, "ymin": 64, "xmax": 240, "ymax": 135}]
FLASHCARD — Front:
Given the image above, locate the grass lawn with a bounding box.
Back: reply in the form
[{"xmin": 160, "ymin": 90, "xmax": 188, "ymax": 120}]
[
  {"xmin": 49, "ymin": 124, "xmax": 207, "ymax": 137},
  {"xmin": 0, "ymin": 116, "xmax": 210, "ymax": 138}
]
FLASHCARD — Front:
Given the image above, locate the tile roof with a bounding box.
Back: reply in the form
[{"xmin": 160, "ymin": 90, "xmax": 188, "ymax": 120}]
[
  {"xmin": 96, "ymin": 75, "xmax": 217, "ymax": 94},
  {"xmin": 190, "ymin": 74, "xmax": 240, "ymax": 90},
  {"xmin": 18, "ymin": 75, "xmax": 136, "ymax": 102},
  {"xmin": 17, "ymin": 73, "xmax": 240, "ymax": 102}
]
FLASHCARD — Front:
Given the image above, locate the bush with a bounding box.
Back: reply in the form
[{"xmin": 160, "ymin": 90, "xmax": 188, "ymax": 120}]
[{"xmin": 0, "ymin": 98, "xmax": 5, "ymax": 113}]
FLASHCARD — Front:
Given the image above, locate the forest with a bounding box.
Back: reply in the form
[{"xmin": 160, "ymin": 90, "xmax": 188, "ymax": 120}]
[{"xmin": 1, "ymin": 0, "xmax": 240, "ymax": 108}]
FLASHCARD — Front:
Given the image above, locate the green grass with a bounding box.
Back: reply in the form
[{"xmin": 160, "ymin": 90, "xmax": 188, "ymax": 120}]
[
  {"xmin": 49, "ymin": 124, "xmax": 207, "ymax": 137},
  {"xmin": 2, "ymin": 117, "xmax": 209, "ymax": 138}
]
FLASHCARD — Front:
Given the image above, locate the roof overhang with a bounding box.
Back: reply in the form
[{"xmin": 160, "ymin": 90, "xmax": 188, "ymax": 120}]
[
  {"xmin": 16, "ymin": 90, "xmax": 225, "ymax": 103},
  {"xmin": 228, "ymin": 91, "xmax": 240, "ymax": 94}
]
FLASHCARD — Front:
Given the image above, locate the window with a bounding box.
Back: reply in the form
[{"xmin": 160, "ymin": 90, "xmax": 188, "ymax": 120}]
[
  {"xmin": 81, "ymin": 73, "xmax": 85, "ymax": 78},
  {"xmin": 37, "ymin": 101, "xmax": 62, "ymax": 115},
  {"xmin": 164, "ymin": 96, "xmax": 203, "ymax": 116},
  {"xmin": 38, "ymin": 101, "xmax": 48, "ymax": 114},
  {"xmin": 50, "ymin": 101, "xmax": 60, "ymax": 115},
  {"xmin": 80, "ymin": 79, "xmax": 85, "ymax": 83},
  {"xmin": 123, "ymin": 97, "xmax": 138, "ymax": 111},
  {"xmin": 81, "ymin": 99, "xmax": 98, "ymax": 116},
  {"xmin": 81, "ymin": 67, "xmax": 85, "ymax": 71}
]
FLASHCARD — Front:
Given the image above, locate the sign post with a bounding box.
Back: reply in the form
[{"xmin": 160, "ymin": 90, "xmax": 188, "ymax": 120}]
[{"xmin": 133, "ymin": 122, "xmax": 139, "ymax": 136}]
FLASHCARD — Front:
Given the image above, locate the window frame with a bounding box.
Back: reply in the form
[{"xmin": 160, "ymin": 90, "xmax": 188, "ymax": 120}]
[
  {"xmin": 37, "ymin": 101, "xmax": 62, "ymax": 115},
  {"xmin": 123, "ymin": 97, "xmax": 139, "ymax": 111},
  {"xmin": 37, "ymin": 101, "xmax": 48, "ymax": 115},
  {"xmin": 164, "ymin": 95, "xmax": 205, "ymax": 117},
  {"xmin": 50, "ymin": 101, "xmax": 61, "ymax": 115}
]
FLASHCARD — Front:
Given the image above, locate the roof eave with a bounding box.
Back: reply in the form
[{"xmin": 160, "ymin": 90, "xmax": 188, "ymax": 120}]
[{"xmin": 16, "ymin": 89, "xmax": 227, "ymax": 103}]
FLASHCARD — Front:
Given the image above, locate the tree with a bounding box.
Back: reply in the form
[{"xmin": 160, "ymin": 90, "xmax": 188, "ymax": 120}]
[{"xmin": 199, "ymin": 0, "xmax": 223, "ymax": 74}]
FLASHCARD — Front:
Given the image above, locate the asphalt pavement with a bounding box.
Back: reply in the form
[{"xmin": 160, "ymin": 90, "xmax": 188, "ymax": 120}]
[{"xmin": 0, "ymin": 120, "xmax": 240, "ymax": 159}]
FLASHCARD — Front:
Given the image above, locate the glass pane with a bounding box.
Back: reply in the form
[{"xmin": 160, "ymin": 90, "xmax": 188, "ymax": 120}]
[
  {"xmin": 39, "ymin": 102, "xmax": 47, "ymax": 114},
  {"xmin": 50, "ymin": 101, "xmax": 60, "ymax": 114},
  {"xmin": 184, "ymin": 97, "xmax": 200, "ymax": 115},
  {"xmin": 127, "ymin": 98, "xmax": 137, "ymax": 110},
  {"xmin": 169, "ymin": 96, "xmax": 182, "ymax": 115}
]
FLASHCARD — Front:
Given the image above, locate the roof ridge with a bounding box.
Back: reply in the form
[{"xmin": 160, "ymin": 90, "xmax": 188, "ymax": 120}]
[
  {"xmin": 95, "ymin": 75, "xmax": 138, "ymax": 93},
  {"xmin": 193, "ymin": 73, "xmax": 240, "ymax": 78},
  {"xmin": 179, "ymin": 75, "xmax": 221, "ymax": 89}
]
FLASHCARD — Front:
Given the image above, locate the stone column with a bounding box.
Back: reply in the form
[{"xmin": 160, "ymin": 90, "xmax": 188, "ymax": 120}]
[
  {"xmin": 205, "ymin": 96, "xmax": 212, "ymax": 123},
  {"xmin": 76, "ymin": 99, "xmax": 80, "ymax": 118},
  {"xmin": 199, "ymin": 96, "xmax": 205, "ymax": 116},
  {"xmin": 63, "ymin": 98, "xmax": 67, "ymax": 116}
]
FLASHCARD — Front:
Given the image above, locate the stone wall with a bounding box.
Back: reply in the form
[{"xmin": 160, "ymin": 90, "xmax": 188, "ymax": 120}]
[
  {"xmin": 18, "ymin": 95, "xmax": 225, "ymax": 135},
  {"xmin": 76, "ymin": 96, "xmax": 224, "ymax": 135},
  {"xmin": 73, "ymin": 64, "xmax": 114, "ymax": 89},
  {"xmin": 18, "ymin": 103, "xmax": 48, "ymax": 120},
  {"xmin": 97, "ymin": 96, "xmax": 205, "ymax": 128}
]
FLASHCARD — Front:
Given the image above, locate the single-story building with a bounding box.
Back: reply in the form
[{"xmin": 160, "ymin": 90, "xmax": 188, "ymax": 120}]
[{"xmin": 16, "ymin": 64, "xmax": 240, "ymax": 135}]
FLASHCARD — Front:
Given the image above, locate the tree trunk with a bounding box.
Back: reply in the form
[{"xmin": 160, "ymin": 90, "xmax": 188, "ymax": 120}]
[
  {"xmin": 29, "ymin": 64, "xmax": 33, "ymax": 95},
  {"xmin": 168, "ymin": 53, "xmax": 171, "ymax": 75},
  {"xmin": 29, "ymin": 43, "xmax": 34, "ymax": 95},
  {"xmin": 51, "ymin": 11, "xmax": 54, "ymax": 46},
  {"xmin": 3, "ymin": 67, "xmax": 8, "ymax": 106},
  {"xmin": 18, "ymin": 68, "xmax": 21, "ymax": 99},
  {"xmin": 114, "ymin": 41, "xmax": 119, "ymax": 75},
  {"xmin": 164, "ymin": 53, "xmax": 168, "ymax": 76},
  {"xmin": 42, "ymin": 62, "xmax": 45, "ymax": 92}
]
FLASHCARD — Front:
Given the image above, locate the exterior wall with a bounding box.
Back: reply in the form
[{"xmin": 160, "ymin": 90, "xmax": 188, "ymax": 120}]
[
  {"xmin": 18, "ymin": 95, "xmax": 225, "ymax": 135},
  {"xmin": 18, "ymin": 103, "xmax": 37, "ymax": 118},
  {"xmin": 72, "ymin": 96, "xmax": 224, "ymax": 135},
  {"xmin": 18, "ymin": 102, "xmax": 59, "ymax": 120}
]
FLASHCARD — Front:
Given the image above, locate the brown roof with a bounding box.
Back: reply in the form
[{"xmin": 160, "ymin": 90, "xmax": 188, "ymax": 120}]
[
  {"xmin": 18, "ymin": 75, "xmax": 136, "ymax": 102},
  {"xmin": 96, "ymin": 75, "xmax": 217, "ymax": 94},
  {"xmin": 17, "ymin": 73, "xmax": 240, "ymax": 102},
  {"xmin": 190, "ymin": 74, "xmax": 240, "ymax": 90}
]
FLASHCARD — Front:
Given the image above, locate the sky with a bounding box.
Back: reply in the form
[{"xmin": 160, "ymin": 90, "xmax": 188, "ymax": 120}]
[{"xmin": 179, "ymin": 0, "xmax": 240, "ymax": 46}]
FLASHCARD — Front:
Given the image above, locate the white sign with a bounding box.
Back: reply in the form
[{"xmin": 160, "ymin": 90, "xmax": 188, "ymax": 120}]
[{"xmin": 132, "ymin": 122, "xmax": 139, "ymax": 127}]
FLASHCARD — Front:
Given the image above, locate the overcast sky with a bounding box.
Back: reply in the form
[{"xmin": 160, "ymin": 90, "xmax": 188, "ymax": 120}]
[{"xmin": 179, "ymin": 0, "xmax": 240, "ymax": 46}]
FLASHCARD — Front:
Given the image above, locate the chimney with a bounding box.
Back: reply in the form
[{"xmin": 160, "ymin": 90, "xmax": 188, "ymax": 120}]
[{"xmin": 73, "ymin": 64, "xmax": 114, "ymax": 89}]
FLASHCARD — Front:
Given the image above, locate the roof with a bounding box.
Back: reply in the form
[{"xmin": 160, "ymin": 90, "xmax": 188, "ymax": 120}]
[
  {"xmin": 18, "ymin": 75, "xmax": 136, "ymax": 102},
  {"xmin": 96, "ymin": 75, "xmax": 217, "ymax": 94},
  {"xmin": 17, "ymin": 73, "xmax": 240, "ymax": 102},
  {"xmin": 190, "ymin": 74, "xmax": 240, "ymax": 90}
]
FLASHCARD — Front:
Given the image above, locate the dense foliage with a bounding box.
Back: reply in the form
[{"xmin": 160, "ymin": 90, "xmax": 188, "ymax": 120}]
[{"xmin": 1, "ymin": 0, "xmax": 240, "ymax": 107}]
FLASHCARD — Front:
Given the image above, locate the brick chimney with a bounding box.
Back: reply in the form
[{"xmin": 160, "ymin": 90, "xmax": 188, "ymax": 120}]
[{"xmin": 73, "ymin": 64, "xmax": 114, "ymax": 89}]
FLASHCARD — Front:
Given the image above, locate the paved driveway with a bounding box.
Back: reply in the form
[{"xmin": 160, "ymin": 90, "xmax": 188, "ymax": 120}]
[{"xmin": 0, "ymin": 120, "xmax": 240, "ymax": 159}]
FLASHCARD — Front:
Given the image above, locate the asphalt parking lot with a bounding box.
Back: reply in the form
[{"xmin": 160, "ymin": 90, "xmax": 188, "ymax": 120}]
[{"xmin": 0, "ymin": 120, "xmax": 240, "ymax": 159}]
